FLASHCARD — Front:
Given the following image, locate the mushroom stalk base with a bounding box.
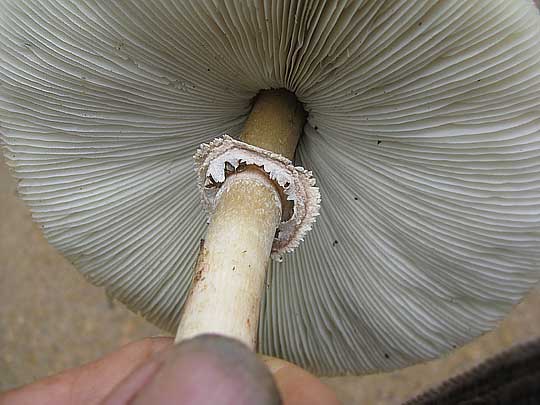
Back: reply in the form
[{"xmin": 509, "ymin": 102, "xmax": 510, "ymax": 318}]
[
  {"xmin": 175, "ymin": 168, "xmax": 282, "ymax": 348},
  {"xmin": 176, "ymin": 89, "xmax": 305, "ymax": 349}
]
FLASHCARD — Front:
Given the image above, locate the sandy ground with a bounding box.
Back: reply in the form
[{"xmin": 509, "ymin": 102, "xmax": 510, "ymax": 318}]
[{"xmin": 1, "ymin": 154, "xmax": 540, "ymax": 404}]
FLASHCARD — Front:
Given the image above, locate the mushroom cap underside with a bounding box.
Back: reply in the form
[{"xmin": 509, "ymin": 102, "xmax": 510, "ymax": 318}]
[{"xmin": 1, "ymin": 0, "xmax": 540, "ymax": 376}]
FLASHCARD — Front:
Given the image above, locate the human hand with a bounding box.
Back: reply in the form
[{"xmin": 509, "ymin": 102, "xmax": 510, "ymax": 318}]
[{"xmin": 0, "ymin": 335, "xmax": 340, "ymax": 405}]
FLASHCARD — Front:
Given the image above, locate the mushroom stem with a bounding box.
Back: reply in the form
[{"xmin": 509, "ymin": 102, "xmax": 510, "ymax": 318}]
[
  {"xmin": 240, "ymin": 89, "xmax": 306, "ymax": 160},
  {"xmin": 175, "ymin": 168, "xmax": 282, "ymax": 348},
  {"xmin": 175, "ymin": 89, "xmax": 306, "ymax": 348}
]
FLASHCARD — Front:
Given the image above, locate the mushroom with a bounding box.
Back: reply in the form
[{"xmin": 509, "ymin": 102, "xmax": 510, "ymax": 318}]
[
  {"xmin": 176, "ymin": 90, "xmax": 320, "ymax": 348},
  {"xmin": 1, "ymin": 0, "xmax": 540, "ymax": 377}
]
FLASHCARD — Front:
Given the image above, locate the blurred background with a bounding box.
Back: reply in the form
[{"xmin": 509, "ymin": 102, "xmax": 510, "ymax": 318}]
[{"xmin": 1, "ymin": 152, "xmax": 540, "ymax": 404}]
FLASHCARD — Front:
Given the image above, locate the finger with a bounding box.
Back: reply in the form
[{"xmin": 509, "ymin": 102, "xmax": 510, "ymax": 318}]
[
  {"xmin": 103, "ymin": 334, "xmax": 281, "ymax": 405},
  {"xmin": 0, "ymin": 337, "xmax": 173, "ymax": 405},
  {"xmin": 262, "ymin": 356, "xmax": 341, "ymax": 405}
]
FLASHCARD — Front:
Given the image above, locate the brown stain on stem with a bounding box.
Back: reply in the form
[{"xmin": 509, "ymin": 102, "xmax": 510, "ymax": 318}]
[{"xmin": 180, "ymin": 240, "xmax": 208, "ymax": 319}]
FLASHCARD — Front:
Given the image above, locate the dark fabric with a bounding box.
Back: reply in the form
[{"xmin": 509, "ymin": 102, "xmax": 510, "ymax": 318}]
[{"xmin": 405, "ymin": 338, "xmax": 540, "ymax": 405}]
